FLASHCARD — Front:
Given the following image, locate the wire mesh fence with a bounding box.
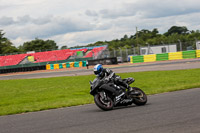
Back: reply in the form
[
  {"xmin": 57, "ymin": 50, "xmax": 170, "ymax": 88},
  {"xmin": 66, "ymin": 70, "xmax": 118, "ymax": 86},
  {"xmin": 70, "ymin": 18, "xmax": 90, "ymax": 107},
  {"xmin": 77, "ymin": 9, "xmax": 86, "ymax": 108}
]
[{"xmin": 99, "ymin": 40, "xmax": 200, "ymax": 62}]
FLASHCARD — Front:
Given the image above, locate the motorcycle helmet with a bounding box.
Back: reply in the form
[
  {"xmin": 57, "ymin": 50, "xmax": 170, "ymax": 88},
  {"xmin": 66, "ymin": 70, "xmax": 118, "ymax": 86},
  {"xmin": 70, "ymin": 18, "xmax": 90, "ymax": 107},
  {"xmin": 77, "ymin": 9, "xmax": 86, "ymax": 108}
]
[{"xmin": 93, "ymin": 64, "xmax": 103, "ymax": 76}]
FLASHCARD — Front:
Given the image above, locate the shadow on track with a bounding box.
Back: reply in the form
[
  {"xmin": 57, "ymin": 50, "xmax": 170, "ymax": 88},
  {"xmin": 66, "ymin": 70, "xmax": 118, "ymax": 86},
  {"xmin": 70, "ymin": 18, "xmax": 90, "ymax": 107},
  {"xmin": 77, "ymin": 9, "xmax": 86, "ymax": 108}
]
[{"xmin": 87, "ymin": 103, "xmax": 151, "ymax": 113}]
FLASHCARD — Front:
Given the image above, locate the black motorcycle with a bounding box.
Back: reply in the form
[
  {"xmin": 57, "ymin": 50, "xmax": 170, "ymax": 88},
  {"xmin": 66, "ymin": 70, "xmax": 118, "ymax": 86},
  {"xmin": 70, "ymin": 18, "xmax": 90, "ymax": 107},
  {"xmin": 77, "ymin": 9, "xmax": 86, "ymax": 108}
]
[{"xmin": 90, "ymin": 76, "xmax": 147, "ymax": 111}]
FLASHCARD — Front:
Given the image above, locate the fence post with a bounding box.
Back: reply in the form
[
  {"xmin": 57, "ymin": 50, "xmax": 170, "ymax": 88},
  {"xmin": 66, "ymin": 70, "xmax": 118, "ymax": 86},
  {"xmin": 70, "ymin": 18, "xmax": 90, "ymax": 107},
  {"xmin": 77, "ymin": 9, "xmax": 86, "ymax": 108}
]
[
  {"xmin": 178, "ymin": 39, "xmax": 182, "ymax": 51},
  {"xmin": 168, "ymin": 44, "xmax": 170, "ymax": 53},
  {"xmin": 125, "ymin": 48, "xmax": 128, "ymax": 62},
  {"xmin": 138, "ymin": 44, "xmax": 141, "ymax": 55},
  {"xmin": 107, "ymin": 50, "xmax": 110, "ymax": 58},
  {"xmin": 132, "ymin": 45, "xmax": 135, "ymax": 55},
  {"xmin": 195, "ymin": 38, "xmax": 199, "ymax": 50},
  {"xmin": 114, "ymin": 49, "xmax": 116, "ymax": 57}
]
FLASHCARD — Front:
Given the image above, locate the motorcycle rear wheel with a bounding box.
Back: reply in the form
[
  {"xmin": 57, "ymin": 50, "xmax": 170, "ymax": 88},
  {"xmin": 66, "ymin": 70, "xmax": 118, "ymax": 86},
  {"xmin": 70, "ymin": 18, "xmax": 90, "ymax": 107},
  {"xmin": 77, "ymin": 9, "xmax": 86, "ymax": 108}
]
[
  {"xmin": 94, "ymin": 92, "xmax": 114, "ymax": 111},
  {"xmin": 131, "ymin": 87, "xmax": 147, "ymax": 106}
]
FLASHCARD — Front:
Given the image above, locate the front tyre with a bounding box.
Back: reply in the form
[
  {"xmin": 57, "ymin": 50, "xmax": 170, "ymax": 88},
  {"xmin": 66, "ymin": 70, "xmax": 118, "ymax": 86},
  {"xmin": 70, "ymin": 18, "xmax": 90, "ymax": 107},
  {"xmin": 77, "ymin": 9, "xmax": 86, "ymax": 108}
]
[
  {"xmin": 131, "ymin": 87, "xmax": 147, "ymax": 106},
  {"xmin": 94, "ymin": 92, "xmax": 114, "ymax": 111}
]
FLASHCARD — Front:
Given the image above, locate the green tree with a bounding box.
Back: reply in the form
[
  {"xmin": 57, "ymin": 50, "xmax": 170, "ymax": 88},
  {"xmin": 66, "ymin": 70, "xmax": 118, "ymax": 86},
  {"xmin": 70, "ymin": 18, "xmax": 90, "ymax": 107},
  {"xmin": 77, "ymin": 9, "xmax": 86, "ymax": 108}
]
[
  {"xmin": 120, "ymin": 34, "xmax": 128, "ymax": 41},
  {"xmin": 72, "ymin": 26, "xmax": 198, "ymax": 50},
  {"xmin": 21, "ymin": 38, "xmax": 58, "ymax": 52},
  {"xmin": 0, "ymin": 30, "xmax": 19, "ymax": 54},
  {"xmin": 152, "ymin": 28, "xmax": 159, "ymax": 37},
  {"xmin": 164, "ymin": 26, "xmax": 189, "ymax": 36},
  {"xmin": 61, "ymin": 45, "xmax": 68, "ymax": 49}
]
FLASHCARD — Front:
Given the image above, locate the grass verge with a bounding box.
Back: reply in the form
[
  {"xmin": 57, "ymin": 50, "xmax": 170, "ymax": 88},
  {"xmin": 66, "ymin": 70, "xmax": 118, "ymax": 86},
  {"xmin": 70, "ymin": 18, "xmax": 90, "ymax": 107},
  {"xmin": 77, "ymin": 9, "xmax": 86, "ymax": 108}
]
[{"xmin": 0, "ymin": 68, "xmax": 200, "ymax": 116}]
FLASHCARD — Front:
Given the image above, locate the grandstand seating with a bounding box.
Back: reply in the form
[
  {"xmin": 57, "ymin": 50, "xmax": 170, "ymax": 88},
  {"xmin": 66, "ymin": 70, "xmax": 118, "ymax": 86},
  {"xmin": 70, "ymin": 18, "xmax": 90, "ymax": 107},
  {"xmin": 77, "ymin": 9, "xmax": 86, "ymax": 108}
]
[
  {"xmin": 0, "ymin": 54, "xmax": 27, "ymax": 67},
  {"xmin": 33, "ymin": 49, "xmax": 73, "ymax": 63},
  {"xmin": 84, "ymin": 47, "xmax": 106, "ymax": 58},
  {"xmin": 0, "ymin": 46, "xmax": 106, "ymax": 67}
]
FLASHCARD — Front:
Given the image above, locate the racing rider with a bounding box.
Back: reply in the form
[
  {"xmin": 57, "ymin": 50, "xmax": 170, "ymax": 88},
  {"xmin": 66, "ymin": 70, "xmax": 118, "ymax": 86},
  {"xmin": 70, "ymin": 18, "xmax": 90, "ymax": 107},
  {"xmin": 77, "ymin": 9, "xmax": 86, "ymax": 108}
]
[{"xmin": 93, "ymin": 64, "xmax": 134, "ymax": 93}]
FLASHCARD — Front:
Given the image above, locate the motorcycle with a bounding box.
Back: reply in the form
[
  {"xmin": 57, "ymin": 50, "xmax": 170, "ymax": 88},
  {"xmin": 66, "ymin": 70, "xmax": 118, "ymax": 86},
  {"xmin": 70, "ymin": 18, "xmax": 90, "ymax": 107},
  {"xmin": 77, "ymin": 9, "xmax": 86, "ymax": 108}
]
[{"xmin": 89, "ymin": 76, "xmax": 147, "ymax": 111}]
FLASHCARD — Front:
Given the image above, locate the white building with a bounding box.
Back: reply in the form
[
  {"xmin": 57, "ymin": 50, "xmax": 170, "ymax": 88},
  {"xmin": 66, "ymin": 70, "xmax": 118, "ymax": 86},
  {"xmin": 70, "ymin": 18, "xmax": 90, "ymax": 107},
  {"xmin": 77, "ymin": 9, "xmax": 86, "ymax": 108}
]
[
  {"xmin": 140, "ymin": 44, "xmax": 177, "ymax": 55},
  {"xmin": 196, "ymin": 41, "xmax": 200, "ymax": 49}
]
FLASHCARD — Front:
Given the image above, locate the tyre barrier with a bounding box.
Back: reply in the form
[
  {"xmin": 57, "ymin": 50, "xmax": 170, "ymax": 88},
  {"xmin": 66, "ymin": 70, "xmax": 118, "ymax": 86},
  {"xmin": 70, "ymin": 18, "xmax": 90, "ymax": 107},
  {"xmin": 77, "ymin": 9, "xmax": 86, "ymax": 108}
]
[
  {"xmin": 130, "ymin": 50, "xmax": 200, "ymax": 63},
  {"xmin": 46, "ymin": 61, "xmax": 87, "ymax": 70},
  {"xmin": 197, "ymin": 50, "xmax": 200, "ymax": 58},
  {"xmin": 156, "ymin": 53, "xmax": 168, "ymax": 61},
  {"xmin": 168, "ymin": 52, "xmax": 183, "ymax": 60},
  {"xmin": 144, "ymin": 54, "xmax": 156, "ymax": 62}
]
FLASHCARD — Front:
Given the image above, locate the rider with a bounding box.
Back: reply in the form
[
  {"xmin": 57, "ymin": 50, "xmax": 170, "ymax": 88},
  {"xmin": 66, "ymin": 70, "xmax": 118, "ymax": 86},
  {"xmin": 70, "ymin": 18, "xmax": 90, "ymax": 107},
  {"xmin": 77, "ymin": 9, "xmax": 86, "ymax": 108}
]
[{"xmin": 93, "ymin": 64, "xmax": 133, "ymax": 92}]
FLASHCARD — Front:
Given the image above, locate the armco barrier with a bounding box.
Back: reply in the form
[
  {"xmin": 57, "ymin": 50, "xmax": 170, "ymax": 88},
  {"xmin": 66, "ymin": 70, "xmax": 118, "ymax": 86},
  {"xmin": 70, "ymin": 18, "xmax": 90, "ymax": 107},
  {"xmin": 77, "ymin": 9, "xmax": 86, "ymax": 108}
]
[
  {"xmin": 182, "ymin": 50, "xmax": 196, "ymax": 59},
  {"xmin": 156, "ymin": 53, "xmax": 169, "ymax": 61},
  {"xmin": 169, "ymin": 52, "xmax": 183, "ymax": 60},
  {"xmin": 132, "ymin": 55, "xmax": 144, "ymax": 63},
  {"xmin": 196, "ymin": 50, "xmax": 200, "ymax": 58},
  {"xmin": 130, "ymin": 50, "xmax": 200, "ymax": 64},
  {"xmin": 144, "ymin": 54, "xmax": 156, "ymax": 62},
  {"xmin": 130, "ymin": 56, "xmax": 133, "ymax": 63}
]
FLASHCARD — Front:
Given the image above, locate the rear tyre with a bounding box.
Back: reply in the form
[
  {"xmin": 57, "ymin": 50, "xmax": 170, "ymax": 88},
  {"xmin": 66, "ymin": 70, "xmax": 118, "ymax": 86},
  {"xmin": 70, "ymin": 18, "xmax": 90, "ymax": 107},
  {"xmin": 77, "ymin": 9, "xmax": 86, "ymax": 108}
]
[
  {"xmin": 94, "ymin": 92, "xmax": 114, "ymax": 111},
  {"xmin": 131, "ymin": 87, "xmax": 147, "ymax": 106}
]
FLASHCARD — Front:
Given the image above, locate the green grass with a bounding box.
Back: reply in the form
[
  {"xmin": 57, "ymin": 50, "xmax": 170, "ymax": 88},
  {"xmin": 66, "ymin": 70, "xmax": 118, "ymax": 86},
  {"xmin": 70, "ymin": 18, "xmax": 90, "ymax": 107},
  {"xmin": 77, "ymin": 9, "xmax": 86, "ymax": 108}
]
[{"xmin": 0, "ymin": 68, "xmax": 200, "ymax": 116}]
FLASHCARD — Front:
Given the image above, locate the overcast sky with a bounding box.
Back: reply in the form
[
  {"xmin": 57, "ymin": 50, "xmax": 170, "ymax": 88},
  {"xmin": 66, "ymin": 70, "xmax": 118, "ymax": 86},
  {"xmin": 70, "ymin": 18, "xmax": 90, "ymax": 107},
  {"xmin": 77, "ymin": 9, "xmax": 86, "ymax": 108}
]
[{"xmin": 0, "ymin": 0, "xmax": 200, "ymax": 48}]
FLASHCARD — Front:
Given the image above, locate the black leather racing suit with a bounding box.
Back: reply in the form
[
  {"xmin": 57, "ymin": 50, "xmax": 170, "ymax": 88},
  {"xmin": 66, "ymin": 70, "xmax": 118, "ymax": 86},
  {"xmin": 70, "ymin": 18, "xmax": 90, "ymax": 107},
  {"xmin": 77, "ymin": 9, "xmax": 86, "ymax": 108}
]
[{"xmin": 98, "ymin": 68, "xmax": 130, "ymax": 90}]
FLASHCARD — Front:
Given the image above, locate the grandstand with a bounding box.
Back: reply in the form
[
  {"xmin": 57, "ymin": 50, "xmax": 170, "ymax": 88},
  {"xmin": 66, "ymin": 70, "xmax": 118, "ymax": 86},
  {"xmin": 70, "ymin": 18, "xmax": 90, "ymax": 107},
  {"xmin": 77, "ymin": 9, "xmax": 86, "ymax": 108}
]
[
  {"xmin": 0, "ymin": 45, "xmax": 107, "ymax": 73},
  {"xmin": 84, "ymin": 46, "xmax": 106, "ymax": 58},
  {"xmin": 0, "ymin": 54, "xmax": 27, "ymax": 67}
]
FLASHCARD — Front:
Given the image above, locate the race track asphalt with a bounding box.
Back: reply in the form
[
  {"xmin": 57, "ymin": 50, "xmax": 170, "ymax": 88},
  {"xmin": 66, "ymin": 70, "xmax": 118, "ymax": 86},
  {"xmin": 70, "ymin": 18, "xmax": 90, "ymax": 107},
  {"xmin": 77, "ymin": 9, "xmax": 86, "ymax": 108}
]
[{"xmin": 0, "ymin": 88, "xmax": 200, "ymax": 133}]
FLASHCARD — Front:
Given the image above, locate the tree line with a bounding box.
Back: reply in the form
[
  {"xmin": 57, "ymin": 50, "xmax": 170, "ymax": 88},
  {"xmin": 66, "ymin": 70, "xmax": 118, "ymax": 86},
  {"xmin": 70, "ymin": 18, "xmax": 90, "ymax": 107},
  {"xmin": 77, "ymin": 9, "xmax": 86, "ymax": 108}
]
[
  {"xmin": 86, "ymin": 26, "xmax": 200, "ymax": 50},
  {"xmin": 1, "ymin": 26, "xmax": 200, "ymax": 55}
]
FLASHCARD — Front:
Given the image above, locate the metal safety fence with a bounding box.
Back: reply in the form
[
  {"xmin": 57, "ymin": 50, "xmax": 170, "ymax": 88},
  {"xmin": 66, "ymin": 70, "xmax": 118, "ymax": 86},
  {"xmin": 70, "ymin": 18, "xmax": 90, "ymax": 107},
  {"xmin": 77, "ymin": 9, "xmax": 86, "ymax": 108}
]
[{"xmin": 98, "ymin": 40, "xmax": 200, "ymax": 62}]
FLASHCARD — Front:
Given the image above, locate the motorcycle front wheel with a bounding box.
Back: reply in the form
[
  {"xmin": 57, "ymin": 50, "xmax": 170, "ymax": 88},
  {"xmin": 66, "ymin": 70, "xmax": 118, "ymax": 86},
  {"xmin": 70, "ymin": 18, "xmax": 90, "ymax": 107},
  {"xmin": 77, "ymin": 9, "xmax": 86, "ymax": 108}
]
[{"xmin": 94, "ymin": 92, "xmax": 114, "ymax": 111}]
